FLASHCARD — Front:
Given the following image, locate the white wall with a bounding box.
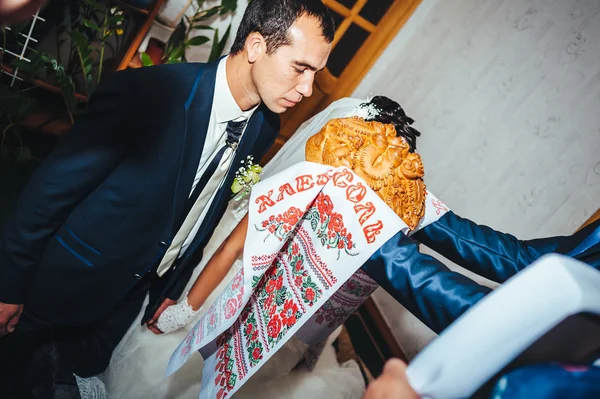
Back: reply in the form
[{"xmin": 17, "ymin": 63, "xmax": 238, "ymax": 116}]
[
  {"xmin": 186, "ymin": 0, "xmax": 250, "ymax": 61},
  {"xmin": 354, "ymin": 0, "xmax": 600, "ymax": 359},
  {"xmin": 355, "ymin": 0, "xmax": 600, "ymax": 238}
]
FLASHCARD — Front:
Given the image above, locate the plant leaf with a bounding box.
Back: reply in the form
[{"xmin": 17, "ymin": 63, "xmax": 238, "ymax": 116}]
[
  {"xmin": 168, "ymin": 46, "xmax": 186, "ymax": 61},
  {"xmin": 163, "ymin": 20, "xmax": 186, "ymax": 61},
  {"xmin": 192, "ymin": 6, "xmax": 222, "ymax": 22},
  {"xmin": 191, "ymin": 25, "xmax": 214, "ymax": 30},
  {"xmin": 82, "ymin": 18, "xmax": 101, "ymax": 32},
  {"xmin": 186, "ymin": 35, "xmax": 210, "ymax": 46},
  {"xmin": 208, "ymin": 28, "xmax": 220, "ymax": 62},
  {"xmin": 209, "ymin": 23, "xmax": 231, "ymax": 61},
  {"xmin": 140, "ymin": 52, "xmax": 154, "ymax": 67},
  {"xmin": 220, "ymin": 0, "xmax": 237, "ymax": 15},
  {"xmin": 107, "ymin": 15, "xmax": 125, "ymax": 26},
  {"xmin": 216, "ymin": 23, "xmax": 231, "ymax": 56}
]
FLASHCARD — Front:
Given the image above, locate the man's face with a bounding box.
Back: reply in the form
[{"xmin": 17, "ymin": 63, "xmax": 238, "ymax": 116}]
[{"xmin": 251, "ymin": 15, "xmax": 332, "ymax": 114}]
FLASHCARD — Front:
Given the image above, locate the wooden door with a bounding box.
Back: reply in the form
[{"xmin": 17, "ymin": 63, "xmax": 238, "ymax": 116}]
[{"xmin": 261, "ymin": 0, "xmax": 422, "ymax": 163}]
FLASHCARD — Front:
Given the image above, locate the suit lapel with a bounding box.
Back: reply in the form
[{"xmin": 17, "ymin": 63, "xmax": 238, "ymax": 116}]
[
  {"xmin": 181, "ymin": 109, "xmax": 265, "ymax": 257},
  {"xmin": 170, "ymin": 61, "xmax": 219, "ymax": 236}
]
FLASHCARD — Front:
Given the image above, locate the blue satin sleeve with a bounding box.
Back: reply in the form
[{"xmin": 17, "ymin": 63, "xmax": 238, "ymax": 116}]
[
  {"xmin": 412, "ymin": 211, "xmax": 568, "ymax": 283},
  {"xmin": 361, "ymin": 231, "xmax": 491, "ymax": 334}
]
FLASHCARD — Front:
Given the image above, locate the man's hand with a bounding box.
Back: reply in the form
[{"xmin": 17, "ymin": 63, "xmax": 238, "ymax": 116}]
[
  {"xmin": 0, "ymin": 302, "xmax": 24, "ymax": 337},
  {"xmin": 364, "ymin": 359, "xmax": 419, "ymax": 399},
  {"xmin": 146, "ymin": 298, "xmax": 176, "ymax": 335}
]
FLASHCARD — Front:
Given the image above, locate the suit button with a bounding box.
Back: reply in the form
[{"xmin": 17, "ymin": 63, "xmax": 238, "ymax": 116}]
[
  {"xmin": 134, "ymin": 273, "xmax": 142, "ymax": 280},
  {"xmin": 160, "ymin": 241, "xmax": 168, "ymax": 248}
]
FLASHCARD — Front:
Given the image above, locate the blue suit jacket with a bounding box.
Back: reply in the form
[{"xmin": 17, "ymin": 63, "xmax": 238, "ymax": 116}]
[
  {"xmin": 414, "ymin": 212, "xmax": 600, "ymax": 281},
  {"xmin": 0, "ymin": 60, "xmax": 279, "ymax": 326},
  {"xmin": 362, "ymin": 212, "xmax": 599, "ymax": 334}
]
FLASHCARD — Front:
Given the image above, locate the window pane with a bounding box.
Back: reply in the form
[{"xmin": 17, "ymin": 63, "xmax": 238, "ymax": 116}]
[
  {"xmin": 327, "ymin": 22, "xmax": 370, "ymax": 77},
  {"xmin": 360, "ymin": 0, "xmax": 394, "ymax": 24}
]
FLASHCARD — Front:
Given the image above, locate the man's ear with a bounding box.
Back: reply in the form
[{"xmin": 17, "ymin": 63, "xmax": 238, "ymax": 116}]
[{"xmin": 246, "ymin": 32, "xmax": 266, "ymax": 63}]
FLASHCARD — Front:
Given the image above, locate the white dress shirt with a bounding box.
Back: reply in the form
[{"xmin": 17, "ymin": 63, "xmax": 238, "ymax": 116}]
[
  {"xmin": 160, "ymin": 57, "xmax": 257, "ymax": 273},
  {"xmin": 180, "ymin": 56, "xmax": 257, "ymax": 255}
]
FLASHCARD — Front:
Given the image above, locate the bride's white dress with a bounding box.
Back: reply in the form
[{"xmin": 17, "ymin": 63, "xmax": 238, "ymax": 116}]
[{"xmin": 102, "ymin": 98, "xmax": 367, "ymax": 399}]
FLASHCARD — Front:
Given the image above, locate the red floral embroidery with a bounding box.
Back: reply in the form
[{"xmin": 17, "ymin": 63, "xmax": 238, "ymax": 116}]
[
  {"xmin": 281, "ymin": 207, "xmax": 303, "ymax": 226},
  {"xmin": 242, "ymin": 312, "xmax": 263, "ymax": 367},
  {"xmin": 285, "ymin": 238, "xmax": 323, "ymax": 308},
  {"xmin": 305, "ymin": 193, "xmax": 357, "ymax": 257},
  {"xmin": 280, "ymin": 299, "xmax": 299, "ymax": 327},
  {"xmin": 291, "ymin": 243, "xmax": 300, "ymax": 255},
  {"xmin": 257, "ymin": 206, "xmax": 304, "ymax": 241},
  {"xmin": 264, "ymin": 292, "xmax": 275, "ymax": 309},
  {"xmin": 267, "ymin": 315, "xmax": 283, "ymax": 339},
  {"xmin": 305, "ymin": 287, "xmax": 316, "ymax": 302},
  {"xmin": 266, "ymin": 279, "xmax": 277, "ymax": 293},
  {"xmin": 328, "ymin": 212, "xmax": 344, "ymax": 233},
  {"xmin": 314, "ymin": 193, "xmax": 334, "ymax": 219},
  {"xmin": 213, "ymin": 333, "xmax": 236, "ymax": 398},
  {"xmin": 216, "ymin": 189, "xmax": 365, "ymax": 395}
]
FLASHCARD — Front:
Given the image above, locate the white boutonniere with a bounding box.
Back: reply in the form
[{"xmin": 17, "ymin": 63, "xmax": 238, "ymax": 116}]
[{"xmin": 231, "ymin": 155, "xmax": 262, "ymax": 199}]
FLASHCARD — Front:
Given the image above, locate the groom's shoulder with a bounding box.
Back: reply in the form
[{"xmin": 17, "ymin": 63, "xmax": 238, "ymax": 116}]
[
  {"xmin": 95, "ymin": 63, "xmax": 206, "ymax": 103},
  {"xmin": 123, "ymin": 62, "xmax": 204, "ymax": 88}
]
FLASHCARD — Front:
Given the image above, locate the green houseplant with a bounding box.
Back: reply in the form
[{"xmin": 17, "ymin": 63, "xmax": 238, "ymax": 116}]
[
  {"xmin": 0, "ymin": 0, "xmax": 127, "ymax": 162},
  {"xmin": 141, "ymin": 0, "xmax": 240, "ymax": 66}
]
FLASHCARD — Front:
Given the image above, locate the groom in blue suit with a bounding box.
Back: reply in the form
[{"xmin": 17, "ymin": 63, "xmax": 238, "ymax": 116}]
[{"xmin": 0, "ymin": 0, "xmax": 334, "ymax": 391}]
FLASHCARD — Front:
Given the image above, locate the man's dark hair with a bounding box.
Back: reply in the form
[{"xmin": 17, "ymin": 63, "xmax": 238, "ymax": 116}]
[{"xmin": 230, "ymin": 0, "xmax": 335, "ymax": 55}]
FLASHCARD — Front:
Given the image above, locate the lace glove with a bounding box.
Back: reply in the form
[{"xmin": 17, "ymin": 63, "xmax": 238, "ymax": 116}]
[
  {"xmin": 75, "ymin": 375, "xmax": 107, "ymax": 399},
  {"xmin": 156, "ymin": 296, "xmax": 199, "ymax": 334}
]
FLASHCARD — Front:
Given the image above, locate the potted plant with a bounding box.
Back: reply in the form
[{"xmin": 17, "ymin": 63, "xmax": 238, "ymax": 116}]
[{"xmin": 141, "ymin": 0, "xmax": 239, "ymax": 66}]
